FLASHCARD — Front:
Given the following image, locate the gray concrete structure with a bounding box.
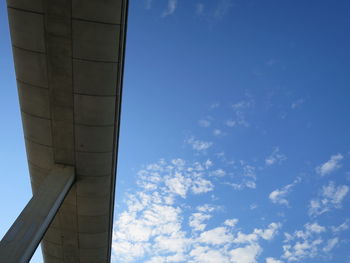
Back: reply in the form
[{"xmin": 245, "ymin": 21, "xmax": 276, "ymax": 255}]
[{"xmin": 2, "ymin": 0, "xmax": 128, "ymax": 262}]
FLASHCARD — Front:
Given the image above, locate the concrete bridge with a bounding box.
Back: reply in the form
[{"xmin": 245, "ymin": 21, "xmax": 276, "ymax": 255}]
[{"xmin": 0, "ymin": 0, "xmax": 128, "ymax": 262}]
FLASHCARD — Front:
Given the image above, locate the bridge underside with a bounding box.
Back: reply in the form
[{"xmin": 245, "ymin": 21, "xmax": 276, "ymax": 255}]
[{"xmin": 5, "ymin": 0, "xmax": 128, "ymax": 262}]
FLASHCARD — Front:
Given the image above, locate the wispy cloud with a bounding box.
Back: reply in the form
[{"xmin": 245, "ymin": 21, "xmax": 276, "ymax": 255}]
[
  {"xmin": 226, "ymin": 119, "xmax": 236, "ymax": 127},
  {"xmin": 331, "ymin": 219, "xmax": 349, "ymax": 233},
  {"xmin": 196, "ymin": 3, "xmax": 204, "ymax": 15},
  {"xmin": 186, "ymin": 136, "xmax": 213, "ymax": 151},
  {"xmin": 308, "ymin": 181, "xmax": 349, "ymax": 217},
  {"xmin": 316, "ymin": 154, "xmax": 343, "ymax": 176},
  {"xmin": 214, "ymin": 0, "xmax": 234, "ymax": 19},
  {"xmin": 162, "ymin": 0, "xmax": 177, "ymax": 17},
  {"xmin": 269, "ymin": 178, "xmax": 301, "ymax": 206},
  {"xmin": 323, "ymin": 237, "xmax": 338, "ymax": 253},
  {"xmin": 265, "ymin": 147, "xmax": 287, "ymax": 166},
  {"xmin": 198, "ymin": 118, "xmax": 211, "ymax": 127}
]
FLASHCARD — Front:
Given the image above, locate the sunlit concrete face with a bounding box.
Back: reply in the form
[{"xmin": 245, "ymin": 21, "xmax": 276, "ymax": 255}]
[{"xmin": 7, "ymin": 0, "xmax": 128, "ymax": 262}]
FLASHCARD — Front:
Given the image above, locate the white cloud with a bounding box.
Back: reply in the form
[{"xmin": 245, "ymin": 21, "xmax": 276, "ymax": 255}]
[
  {"xmin": 162, "ymin": 0, "xmax": 177, "ymax": 17},
  {"xmin": 269, "ymin": 178, "xmax": 301, "ymax": 206},
  {"xmin": 265, "ymin": 147, "xmax": 287, "ymax": 166},
  {"xmin": 224, "ymin": 218, "xmax": 239, "ymax": 227},
  {"xmin": 192, "ymin": 177, "xmax": 214, "ymax": 194},
  {"xmin": 266, "ymin": 257, "xmax": 283, "ymax": 263},
  {"xmin": 198, "ymin": 227, "xmax": 234, "ymax": 245},
  {"xmin": 186, "ymin": 136, "xmax": 213, "ymax": 151},
  {"xmin": 226, "ymin": 119, "xmax": 236, "ymax": 127},
  {"xmin": 308, "ymin": 181, "xmax": 349, "ymax": 217},
  {"xmin": 198, "ymin": 119, "xmax": 211, "ymax": 127},
  {"xmin": 282, "ymin": 222, "xmax": 328, "ymax": 262},
  {"xmin": 230, "ymin": 244, "xmax": 262, "ymax": 263},
  {"xmin": 266, "ymin": 257, "xmax": 284, "ymax": 263},
  {"xmin": 213, "ymin": 129, "xmax": 223, "ymax": 136},
  {"xmin": 189, "ymin": 213, "xmax": 211, "ymax": 231},
  {"xmin": 234, "ymin": 223, "xmax": 281, "ymax": 244},
  {"xmin": 190, "ymin": 246, "xmax": 230, "ymax": 263},
  {"xmin": 210, "ymin": 169, "xmax": 226, "ymax": 177},
  {"xmin": 316, "ymin": 154, "xmax": 343, "ymax": 176},
  {"xmin": 323, "ymin": 237, "xmax": 338, "ymax": 253},
  {"xmin": 331, "ymin": 219, "xmax": 349, "ymax": 233},
  {"xmin": 113, "ymin": 158, "xmax": 282, "ymax": 263}
]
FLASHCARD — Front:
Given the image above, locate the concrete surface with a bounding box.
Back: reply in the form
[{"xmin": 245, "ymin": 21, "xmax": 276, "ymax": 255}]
[{"xmin": 6, "ymin": 0, "xmax": 128, "ymax": 262}]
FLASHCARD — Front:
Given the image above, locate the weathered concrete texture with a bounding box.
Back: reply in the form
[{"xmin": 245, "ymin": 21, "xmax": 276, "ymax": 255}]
[{"xmin": 7, "ymin": 0, "xmax": 128, "ymax": 262}]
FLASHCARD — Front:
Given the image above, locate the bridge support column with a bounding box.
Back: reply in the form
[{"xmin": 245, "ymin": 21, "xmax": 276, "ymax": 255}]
[{"xmin": 0, "ymin": 164, "xmax": 75, "ymax": 263}]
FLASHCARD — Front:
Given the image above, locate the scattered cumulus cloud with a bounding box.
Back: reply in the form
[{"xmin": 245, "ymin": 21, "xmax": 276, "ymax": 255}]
[
  {"xmin": 308, "ymin": 181, "xmax": 349, "ymax": 217},
  {"xmin": 269, "ymin": 178, "xmax": 301, "ymax": 206},
  {"xmin": 282, "ymin": 222, "xmax": 326, "ymax": 262},
  {"xmin": 316, "ymin": 154, "xmax": 343, "ymax": 176},
  {"xmin": 265, "ymin": 147, "xmax": 287, "ymax": 166},
  {"xmin": 162, "ymin": 0, "xmax": 177, "ymax": 17},
  {"xmin": 186, "ymin": 136, "xmax": 213, "ymax": 151},
  {"xmin": 113, "ymin": 158, "xmax": 282, "ymax": 263}
]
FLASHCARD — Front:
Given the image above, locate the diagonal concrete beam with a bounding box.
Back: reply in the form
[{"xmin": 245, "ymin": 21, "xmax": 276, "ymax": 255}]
[{"xmin": 0, "ymin": 165, "xmax": 75, "ymax": 263}]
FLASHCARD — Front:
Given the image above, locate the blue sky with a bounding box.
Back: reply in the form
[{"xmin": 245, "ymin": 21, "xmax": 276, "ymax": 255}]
[{"xmin": 1, "ymin": 0, "xmax": 350, "ymax": 263}]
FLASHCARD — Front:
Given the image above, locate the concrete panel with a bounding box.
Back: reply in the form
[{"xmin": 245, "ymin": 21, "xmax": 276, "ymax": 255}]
[
  {"xmin": 7, "ymin": 0, "xmax": 44, "ymax": 13},
  {"xmin": 58, "ymin": 230, "xmax": 80, "ymax": 263},
  {"xmin": 43, "ymin": 227, "xmax": 61, "ymax": 245},
  {"xmin": 76, "ymin": 152, "xmax": 113, "ymax": 176},
  {"xmin": 42, "ymin": 254, "xmax": 64, "ymax": 263},
  {"xmin": 42, "ymin": 241, "xmax": 63, "ymax": 259},
  {"xmin": 72, "ymin": 0, "xmax": 122, "ymax": 24},
  {"xmin": 75, "ymin": 125, "xmax": 114, "ymax": 153},
  {"xmin": 17, "ymin": 81, "xmax": 50, "ymax": 118},
  {"xmin": 78, "ymin": 215, "xmax": 109, "ymax": 233},
  {"xmin": 74, "ymin": 94, "xmax": 116, "ymax": 126},
  {"xmin": 12, "ymin": 47, "xmax": 47, "ymax": 87},
  {"xmin": 72, "ymin": 20, "xmax": 120, "ymax": 62},
  {"xmin": 77, "ymin": 176, "xmax": 111, "ymax": 198},
  {"xmin": 8, "ymin": 8, "xmax": 45, "ymax": 52},
  {"xmin": 73, "ymin": 59, "xmax": 118, "ymax": 96},
  {"xmin": 50, "ymin": 214, "xmax": 61, "ymax": 229},
  {"xmin": 63, "ymin": 184, "xmax": 77, "ymax": 206},
  {"xmin": 21, "ymin": 112, "xmax": 52, "ymax": 146},
  {"xmin": 79, "ymin": 247, "xmax": 108, "ymax": 263},
  {"xmin": 28, "ymin": 162, "xmax": 48, "ymax": 193},
  {"xmin": 25, "ymin": 139, "xmax": 54, "ymax": 169},
  {"xmin": 57, "ymin": 203, "xmax": 78, "ymax": 232},
  {"xmin": 77, "ymin": 196, "xmax": 110, "ymax": 216},
  {"xmin": 52, "ymin": 120, "xmax": 75, "ymax": 165},
  {"xmin": 78, "ymin": 232, "xmax": 108, "ymax": 249}
]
